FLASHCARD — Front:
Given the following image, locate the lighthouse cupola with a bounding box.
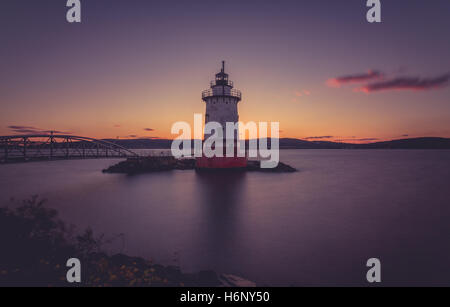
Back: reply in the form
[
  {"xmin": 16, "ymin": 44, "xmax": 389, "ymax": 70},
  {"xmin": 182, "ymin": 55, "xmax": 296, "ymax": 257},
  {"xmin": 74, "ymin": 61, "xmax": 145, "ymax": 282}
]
[{"xmin": 214, "ymin": 61, "xmax": 229, "ymax": 86}]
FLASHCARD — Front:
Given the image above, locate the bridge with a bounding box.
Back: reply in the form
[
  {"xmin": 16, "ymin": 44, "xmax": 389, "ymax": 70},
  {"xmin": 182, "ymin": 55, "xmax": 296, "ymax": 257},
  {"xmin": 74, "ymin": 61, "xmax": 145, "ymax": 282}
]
[{"xmin": 0, "ymin": 134, "xmax": 139, "ymax": 163}]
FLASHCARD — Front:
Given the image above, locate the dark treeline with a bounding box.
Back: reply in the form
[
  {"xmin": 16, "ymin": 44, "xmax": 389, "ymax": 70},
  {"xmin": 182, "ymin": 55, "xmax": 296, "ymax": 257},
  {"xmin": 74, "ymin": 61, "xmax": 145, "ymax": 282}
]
[{"xmin": 103, "ymin": 137, "xmax": 450, "ymax": 150}]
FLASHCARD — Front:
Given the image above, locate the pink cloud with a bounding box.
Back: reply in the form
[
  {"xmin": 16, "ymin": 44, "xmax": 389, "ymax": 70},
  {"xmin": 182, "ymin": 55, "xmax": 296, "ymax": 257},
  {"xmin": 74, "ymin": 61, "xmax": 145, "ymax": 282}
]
[
  {"xmin": 327, "ymin": 70, "xmax": 383, "ymax": 88},
  {"xmin": 293, "ymin": 90, "xmax": 311, "ymax": 99},
  {"xmin": 356, "ymin": 73, "xmax": 450, "ymax": 93}
]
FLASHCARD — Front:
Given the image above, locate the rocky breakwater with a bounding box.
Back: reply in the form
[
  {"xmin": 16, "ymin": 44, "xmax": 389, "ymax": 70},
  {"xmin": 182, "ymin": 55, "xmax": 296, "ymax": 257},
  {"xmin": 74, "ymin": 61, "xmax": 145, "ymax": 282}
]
[
  {"xmin": 103, "ymin": 156, "xmax": 296, "ymax": 174},
  {"xmin": 103, "ymin": 156, "xmax": 196, "ymax": 174}
]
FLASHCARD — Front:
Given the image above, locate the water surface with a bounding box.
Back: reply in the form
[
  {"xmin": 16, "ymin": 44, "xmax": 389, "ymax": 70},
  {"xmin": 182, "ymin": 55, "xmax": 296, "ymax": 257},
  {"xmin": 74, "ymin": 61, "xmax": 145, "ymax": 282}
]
[{"xmin": 1, "ymin": 150, "xmax": 450, "ymax": 286}]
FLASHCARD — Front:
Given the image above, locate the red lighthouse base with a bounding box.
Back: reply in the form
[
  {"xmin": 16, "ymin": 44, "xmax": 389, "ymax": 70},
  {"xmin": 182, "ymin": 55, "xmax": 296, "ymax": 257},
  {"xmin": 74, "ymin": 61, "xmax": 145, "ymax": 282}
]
[{"xmin": 195, "ymin": 156, "xmax": 247, "ymax": 170}]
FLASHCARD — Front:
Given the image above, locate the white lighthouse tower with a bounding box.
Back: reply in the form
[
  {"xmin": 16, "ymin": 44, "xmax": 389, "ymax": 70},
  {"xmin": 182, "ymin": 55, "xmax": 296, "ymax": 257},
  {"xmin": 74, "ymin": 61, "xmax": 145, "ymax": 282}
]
[{"xmin": 196, "ymin": 61, "xmax": 247, "ymax": 169}]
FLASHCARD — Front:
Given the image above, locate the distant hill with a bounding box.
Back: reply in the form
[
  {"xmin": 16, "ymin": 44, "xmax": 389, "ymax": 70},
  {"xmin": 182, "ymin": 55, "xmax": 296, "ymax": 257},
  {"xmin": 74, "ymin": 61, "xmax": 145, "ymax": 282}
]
[
  {"xmin": 354, "ymin": 137, "xmax": 450, "ymax": 149},
  {"xmin": 279, "ymin": 137, "xmax": 450, "ymax": 149},
  {"xmin": 104, "ymin": 137, "xmax": 450, "ymax": 150},
  {"xmin": 104, "ymin": 138, "xmax": 172, "ymax": 149}
]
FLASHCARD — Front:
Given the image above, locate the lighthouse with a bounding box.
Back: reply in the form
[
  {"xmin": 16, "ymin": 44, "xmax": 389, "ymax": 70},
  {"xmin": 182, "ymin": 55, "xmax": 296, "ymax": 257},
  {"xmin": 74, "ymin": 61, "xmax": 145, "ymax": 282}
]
[{"xmin": 196, "ymin": 61, "xmax": 247, "ymax": 169}]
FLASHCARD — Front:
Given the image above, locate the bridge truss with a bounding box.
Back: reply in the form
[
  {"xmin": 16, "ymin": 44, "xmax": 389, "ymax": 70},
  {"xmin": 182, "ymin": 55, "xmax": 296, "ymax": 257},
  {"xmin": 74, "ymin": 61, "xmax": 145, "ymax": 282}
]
[{"xmin": 0, "ymin": 134, "xmax": 138, "ymax": 163}]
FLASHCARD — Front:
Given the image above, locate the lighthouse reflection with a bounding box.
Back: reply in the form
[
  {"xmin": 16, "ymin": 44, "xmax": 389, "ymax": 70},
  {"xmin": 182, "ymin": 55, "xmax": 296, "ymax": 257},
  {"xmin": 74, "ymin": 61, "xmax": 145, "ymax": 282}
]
[{"xmin": 194, "ymin": 171, "xmax": 248, "ymax": 269}]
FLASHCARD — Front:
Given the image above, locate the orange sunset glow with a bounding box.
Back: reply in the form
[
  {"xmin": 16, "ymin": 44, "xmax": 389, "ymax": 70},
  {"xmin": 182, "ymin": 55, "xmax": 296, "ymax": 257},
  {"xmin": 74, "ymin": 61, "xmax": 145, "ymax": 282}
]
[{"xmin": 1, "ymin": 1, "xmax": 449, "ymax": 144}]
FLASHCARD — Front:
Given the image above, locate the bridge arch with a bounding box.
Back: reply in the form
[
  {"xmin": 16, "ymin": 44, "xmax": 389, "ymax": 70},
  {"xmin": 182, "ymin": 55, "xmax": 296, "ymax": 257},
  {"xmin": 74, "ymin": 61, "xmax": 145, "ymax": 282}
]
[{"xmin": 0, "ymin": 134, "xmax": 139, "ymax": 163}]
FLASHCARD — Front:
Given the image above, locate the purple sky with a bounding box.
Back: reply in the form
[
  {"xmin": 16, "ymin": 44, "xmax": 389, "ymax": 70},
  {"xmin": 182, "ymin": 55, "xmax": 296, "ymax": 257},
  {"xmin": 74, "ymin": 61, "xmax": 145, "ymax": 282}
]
[{"xmin": 1, "ymin": 0, "xmax": 449, "ymax": 141}]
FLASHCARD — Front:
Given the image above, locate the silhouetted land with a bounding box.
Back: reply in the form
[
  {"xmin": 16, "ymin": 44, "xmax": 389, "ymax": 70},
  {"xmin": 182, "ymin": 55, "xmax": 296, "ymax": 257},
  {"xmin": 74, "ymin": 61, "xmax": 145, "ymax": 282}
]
[
  {"xmin": 0, "ymin": 197, "xmax": 253, "ymax": 287},
  {"xmin": 103, "ymin": 157, "xmax": 296, "ymax": 174},
  {"xmin": 104, "ymin": 137, "xmax": 450, "ymax": 150}
]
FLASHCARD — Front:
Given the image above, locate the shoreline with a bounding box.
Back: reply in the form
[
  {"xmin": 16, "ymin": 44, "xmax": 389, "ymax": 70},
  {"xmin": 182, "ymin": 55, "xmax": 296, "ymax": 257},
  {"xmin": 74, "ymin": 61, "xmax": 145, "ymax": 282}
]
[
  {"xmin": 102, "ymin": 156, "xmax": 297, "ymax": 174},
  {"xmin": 0, "ymin": 197, "xmax": 255, "ymax": 287}
]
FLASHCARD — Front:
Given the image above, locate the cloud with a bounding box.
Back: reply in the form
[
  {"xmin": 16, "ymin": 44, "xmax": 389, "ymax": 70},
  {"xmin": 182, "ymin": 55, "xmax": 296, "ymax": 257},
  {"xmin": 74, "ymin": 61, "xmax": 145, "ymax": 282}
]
[
  {"xmin": 356, "ymin": 73, "xmax": 450, "ymax": 93},
  {"xmin": 8, "ymin": 125, "xmax": 39, "ymax": 134},
  {"xmin": 8, "ymin": 125, "xmax": 71, "ymax": 135},
  {"xmin": 305, "ymin": 136, "xmax": 333, "ymax": 140},
  {"xmin": 8, "ymin": 125, "xmax": 36, "ymax": 130},
  {"xmin": 402, "ymin": 134, "xmax": 409, "ymax": 137},
  {"xmin": 327, "ymin": 70, "xmax": 383, "ymax": 87},
  {"xmin": 119, "ymin": 135, "xmax": 161, "ymax": 139},
  {"xmin": 41, "ymin": 130, "xmax": 71, "ymax": 134},
  {"xmin": 143, "ymin": 128, "xmax": 154, "ymax": 131},
  {"xmin": 113, "ymin": 124, "xmax": 121, "ymax": 128},
  {"xmin": 11, "ymin": 129, "xmax": 38, "ymax": 134},
  {"xmin": 294, "ymin": 90, "xmax": 311, "ymax": 97}
]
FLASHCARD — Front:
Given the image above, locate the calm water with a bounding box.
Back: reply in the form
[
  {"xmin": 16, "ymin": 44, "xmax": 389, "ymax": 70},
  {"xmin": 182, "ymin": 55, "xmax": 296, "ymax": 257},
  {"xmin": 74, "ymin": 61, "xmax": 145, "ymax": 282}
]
[{"xmin": 1, "ymin": 150, "xmax": 450, "ymax": 286}]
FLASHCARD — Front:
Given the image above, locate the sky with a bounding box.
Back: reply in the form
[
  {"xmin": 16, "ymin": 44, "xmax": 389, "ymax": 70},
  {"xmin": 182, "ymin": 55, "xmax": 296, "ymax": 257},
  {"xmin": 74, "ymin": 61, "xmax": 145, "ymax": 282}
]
[{"xmin": 1, "ymin": 0, "xmax": 450, "ymax": 143}]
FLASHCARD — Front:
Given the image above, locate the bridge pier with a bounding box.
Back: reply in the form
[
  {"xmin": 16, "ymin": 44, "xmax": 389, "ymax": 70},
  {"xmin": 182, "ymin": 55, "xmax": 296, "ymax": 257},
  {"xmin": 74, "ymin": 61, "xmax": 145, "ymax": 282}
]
[
  {"xmin": 3, "ymin": 139, "xmax": 7, "ymax": 163},
  {"xmin": 23, "ymin": 137, "xmax": 27, "ymax": 160},
  {"xmin": 65, "ymin": 137, "xmax": 69, "ymax": 159},
  {"xmin": 50, "ymin": 135, "xmax": 54, "ymax": 159}
]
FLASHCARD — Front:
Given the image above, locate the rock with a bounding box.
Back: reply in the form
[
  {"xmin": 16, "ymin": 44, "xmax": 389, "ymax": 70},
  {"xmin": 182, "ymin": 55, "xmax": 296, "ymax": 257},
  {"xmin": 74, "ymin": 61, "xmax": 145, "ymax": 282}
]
[
  {"xmin": 246, "ymin": 160, "xmax": 297, "ymax": 172},
  {"xmin": 103, "ymin": 157, "xmax": 296, "ymax": 174},
  {"xmin": 103, "ymin": 156, "xmax": 184, "ymax": 174},
  {"xmin": 197, "ymin": 270, "xmax": 221, "ymax": 286},
  {"xmin": 219, "ymin": 274, "xmax": 257, "ymax": 287}
]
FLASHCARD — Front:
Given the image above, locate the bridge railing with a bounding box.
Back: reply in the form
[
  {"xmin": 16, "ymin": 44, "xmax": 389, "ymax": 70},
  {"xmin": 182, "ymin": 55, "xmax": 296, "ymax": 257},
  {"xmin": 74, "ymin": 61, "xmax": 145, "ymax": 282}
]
[{"xmin": 0, "ymin": 134, "xmax": 139, "ymax": 163}]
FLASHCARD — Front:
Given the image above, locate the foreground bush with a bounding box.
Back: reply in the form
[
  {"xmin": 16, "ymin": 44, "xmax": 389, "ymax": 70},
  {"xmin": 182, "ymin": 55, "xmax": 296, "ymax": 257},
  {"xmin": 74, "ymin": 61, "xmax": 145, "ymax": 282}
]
[{"xmin": 0, "ymin": 196, "xmax": 223, "ymax": 287}]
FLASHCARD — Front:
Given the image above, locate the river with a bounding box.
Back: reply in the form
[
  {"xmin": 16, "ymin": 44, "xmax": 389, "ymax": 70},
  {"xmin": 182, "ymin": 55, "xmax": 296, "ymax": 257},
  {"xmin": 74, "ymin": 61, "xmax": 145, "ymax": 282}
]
[{"xmin": 1, "ymin": 149, "xmax": 450, "ymax": 286}]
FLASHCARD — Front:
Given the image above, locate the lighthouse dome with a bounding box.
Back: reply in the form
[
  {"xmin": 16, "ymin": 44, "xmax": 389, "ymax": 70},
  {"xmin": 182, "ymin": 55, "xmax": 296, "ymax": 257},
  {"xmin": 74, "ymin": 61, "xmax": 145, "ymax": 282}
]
[
  {"xmin": 214, "ymin": 61, "xmax": 232, "ymax": 86},
  {"xmin": 202, "ymin": 61, "xmax": 242, "ymax": 102}
]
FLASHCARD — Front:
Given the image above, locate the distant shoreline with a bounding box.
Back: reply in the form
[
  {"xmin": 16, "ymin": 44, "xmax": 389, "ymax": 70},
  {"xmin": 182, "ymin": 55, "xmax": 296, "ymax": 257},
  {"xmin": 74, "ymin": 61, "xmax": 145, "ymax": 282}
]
[{"xmin": 104, "ymin": 137, "xmax": 450, "ymax": 150}]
